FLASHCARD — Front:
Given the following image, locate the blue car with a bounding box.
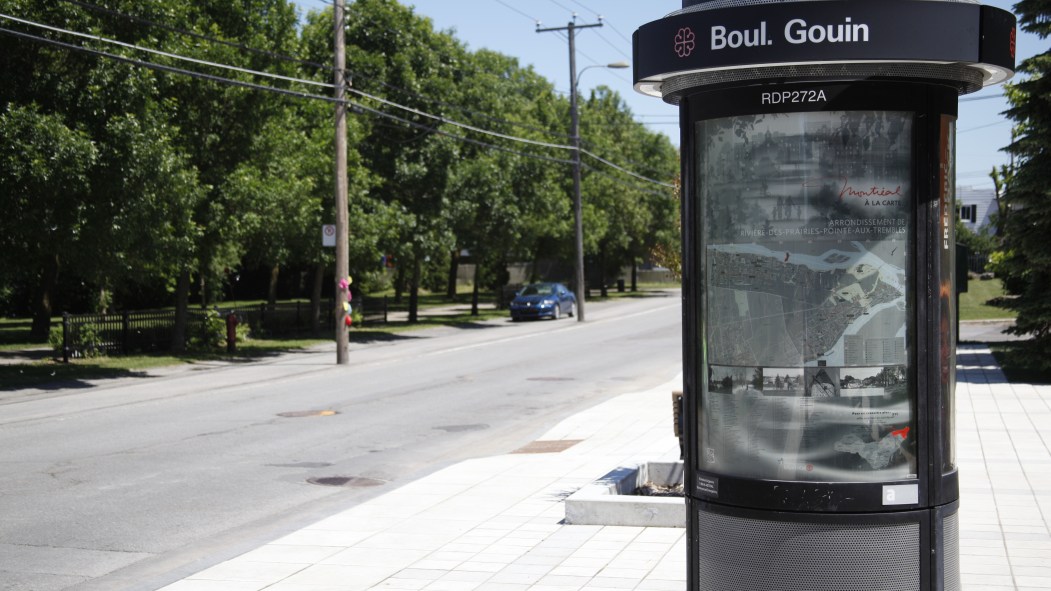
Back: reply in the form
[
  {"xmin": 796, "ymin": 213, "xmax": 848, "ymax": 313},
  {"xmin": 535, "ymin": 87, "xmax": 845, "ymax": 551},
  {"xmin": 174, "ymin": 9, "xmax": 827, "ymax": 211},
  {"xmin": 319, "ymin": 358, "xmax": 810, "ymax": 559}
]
[{"xmin": 509, "ymin": 282, "xmax": 577, "ymax": 321}]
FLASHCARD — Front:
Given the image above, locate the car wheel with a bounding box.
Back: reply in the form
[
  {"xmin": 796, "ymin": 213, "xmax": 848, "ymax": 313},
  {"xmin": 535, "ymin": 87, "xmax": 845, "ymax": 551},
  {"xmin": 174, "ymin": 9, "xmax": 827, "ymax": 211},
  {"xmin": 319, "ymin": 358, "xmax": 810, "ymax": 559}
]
[
  {"xmin": 568, "ymin": 302, "xmax": 576, "ymax": 317},
  {"xmin": 553, "ymin": 304, "xmax": 561, "ymax": 320}
]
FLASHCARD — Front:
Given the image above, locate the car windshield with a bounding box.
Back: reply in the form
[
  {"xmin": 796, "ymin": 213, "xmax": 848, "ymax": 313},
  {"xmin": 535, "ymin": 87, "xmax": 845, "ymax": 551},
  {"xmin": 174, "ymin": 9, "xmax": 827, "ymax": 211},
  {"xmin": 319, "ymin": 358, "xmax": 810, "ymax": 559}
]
[{"xmin": 521, "ymin": 284, "xmax": 554, "ymax": 296}]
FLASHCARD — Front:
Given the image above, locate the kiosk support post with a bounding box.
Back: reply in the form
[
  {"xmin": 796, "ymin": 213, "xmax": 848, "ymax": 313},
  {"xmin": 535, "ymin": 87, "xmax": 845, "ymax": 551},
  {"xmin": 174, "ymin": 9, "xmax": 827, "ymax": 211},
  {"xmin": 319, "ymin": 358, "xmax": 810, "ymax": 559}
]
[{"xmin": 634, "ymin": 2, "xmax": 1015, "ymax": 590}]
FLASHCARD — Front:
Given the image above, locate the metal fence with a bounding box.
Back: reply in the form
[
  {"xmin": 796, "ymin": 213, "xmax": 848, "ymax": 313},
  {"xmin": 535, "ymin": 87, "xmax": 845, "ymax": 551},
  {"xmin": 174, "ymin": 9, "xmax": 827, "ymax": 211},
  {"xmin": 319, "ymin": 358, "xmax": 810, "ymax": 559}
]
[
  {"xmin": 967, "ymin": 253, "xmax": 990, "ymax": 274},
  {"xmin": 60, "ymin": 308, "xmax": 211, "ymax": 361},
  {"xmin": 59, "ymin": 296, "xmax": 392, "ymax": 361}
]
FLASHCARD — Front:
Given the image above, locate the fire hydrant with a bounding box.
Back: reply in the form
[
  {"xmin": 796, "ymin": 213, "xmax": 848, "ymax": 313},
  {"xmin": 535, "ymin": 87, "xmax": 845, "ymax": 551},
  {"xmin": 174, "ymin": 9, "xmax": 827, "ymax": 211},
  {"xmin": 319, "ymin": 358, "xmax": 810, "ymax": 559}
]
[{"xmin": 225, "ymin": 312, "xmax": 239, "ymax": 353}]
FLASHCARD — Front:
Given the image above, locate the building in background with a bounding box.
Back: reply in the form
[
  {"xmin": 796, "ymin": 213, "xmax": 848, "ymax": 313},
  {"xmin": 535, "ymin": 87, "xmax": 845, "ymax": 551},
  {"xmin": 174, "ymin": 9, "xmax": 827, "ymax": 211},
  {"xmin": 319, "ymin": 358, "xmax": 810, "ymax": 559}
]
[{"xmin": 957, "ymin": 186, "xmax": 997, "ymax": 231}]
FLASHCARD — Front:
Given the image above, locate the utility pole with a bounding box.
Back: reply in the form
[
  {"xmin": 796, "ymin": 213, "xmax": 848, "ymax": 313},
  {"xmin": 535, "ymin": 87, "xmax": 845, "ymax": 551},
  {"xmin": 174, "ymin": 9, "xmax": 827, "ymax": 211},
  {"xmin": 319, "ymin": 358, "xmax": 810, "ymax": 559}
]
[
  {"xmin": 334, "ymin": 0, "xmax": 349, "ymax": 364},
  {"xmin": 538, "ymin": 16, "xmax": 603, "ymax": 323}
]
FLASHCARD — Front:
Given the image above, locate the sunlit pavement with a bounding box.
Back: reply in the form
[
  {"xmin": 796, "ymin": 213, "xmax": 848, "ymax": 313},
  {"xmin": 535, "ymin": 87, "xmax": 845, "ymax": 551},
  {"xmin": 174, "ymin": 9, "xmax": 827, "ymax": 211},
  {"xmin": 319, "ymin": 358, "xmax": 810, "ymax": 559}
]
[{"xmin": 159, "ymin": 345, "xmax": 1050, "ymax": 591}]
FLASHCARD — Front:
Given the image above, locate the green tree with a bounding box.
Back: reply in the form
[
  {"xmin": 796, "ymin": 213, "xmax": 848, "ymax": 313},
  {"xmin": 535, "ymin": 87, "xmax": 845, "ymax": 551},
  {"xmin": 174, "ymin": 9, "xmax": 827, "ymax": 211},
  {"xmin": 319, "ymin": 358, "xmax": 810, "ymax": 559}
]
[
  {"xmin": 994, "ymin": 0, "xmax": 1051, "ymax": 361},
  {"xmin": 147, "ymin": 0, "xmax": 311, "ymax": 347},
  {"xmin": 0, "ymin": 0, "xmax": 190, "ymax": 334},
  {"xmin": 339, "ymin": 0, "xmax": 468, "ymax": 321},
  {"xmin": 446, "ymin": 49, "xmax": 567, "ymax": 312},
  {"xmin": 94, "ymin": 114, "xmax": 204, "ymax": 312},
  {"xmin": 0, "ymin": 105, "xmax": 97, "ymax": 338},
  {"xmin": 578, "ymin": 87, "xmax": 678, "ymax": 294}
]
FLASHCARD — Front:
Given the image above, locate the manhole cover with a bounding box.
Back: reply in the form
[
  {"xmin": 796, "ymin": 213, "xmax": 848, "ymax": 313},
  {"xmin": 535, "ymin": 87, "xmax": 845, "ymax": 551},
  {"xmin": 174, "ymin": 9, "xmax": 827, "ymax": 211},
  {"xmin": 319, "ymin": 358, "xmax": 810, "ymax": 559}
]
[
  {"xmin": 435, "ymin": 424, "xmax": 489, "ymax": 433},
  {"xmin": 527, "ymin": 377, "xmax": 575, "ymax": 382},
  {"xmin": 277, "ymin": 410, "xmax": 338, "ymax": 418},
  {"xmin": 512, "ymin": 440, "xmax": 583, "ymax": 454},
  {"xmin": 307, "ymin": 476, "xmax": 386, "ymax": 488}
]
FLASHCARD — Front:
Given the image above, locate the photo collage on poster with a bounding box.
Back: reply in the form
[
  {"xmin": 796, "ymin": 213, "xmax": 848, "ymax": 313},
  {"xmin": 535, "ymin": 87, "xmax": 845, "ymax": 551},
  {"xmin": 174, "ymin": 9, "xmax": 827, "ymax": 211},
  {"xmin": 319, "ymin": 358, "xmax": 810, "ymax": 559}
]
[{"xmin": 697, "ymin": 111, "xmax": 916, "ymax": 483}]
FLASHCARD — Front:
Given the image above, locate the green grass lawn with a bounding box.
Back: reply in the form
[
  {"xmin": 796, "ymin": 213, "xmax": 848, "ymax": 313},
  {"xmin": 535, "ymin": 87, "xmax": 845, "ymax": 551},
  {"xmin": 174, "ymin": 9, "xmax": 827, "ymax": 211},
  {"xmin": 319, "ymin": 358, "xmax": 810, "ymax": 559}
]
[
  {"xmin": 958, "ymin": 278, "xmax": 1015, "ymax": 321},
  {"xmin": 0, "ymin": 294, "xmax": 513, "ymax": 391},
  {"xmin": 0, "ymin": 317, "xmax": 42, "ymax": 349},
  {"xmin": 957, "ymin": 279, "xmax": 1051, "ymax": 383}
]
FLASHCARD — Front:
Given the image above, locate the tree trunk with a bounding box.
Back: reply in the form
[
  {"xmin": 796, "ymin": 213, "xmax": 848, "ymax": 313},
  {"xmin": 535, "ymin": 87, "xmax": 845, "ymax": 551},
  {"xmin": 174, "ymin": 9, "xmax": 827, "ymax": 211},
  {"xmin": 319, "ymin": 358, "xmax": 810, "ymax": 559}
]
[
  {"xmin": 408, "ymin": 249, "xmax": 421, "ymax": 323},
  {"xmin": 198, "ymin": 264, "xmax": 208, "ymax": 309},
  {"xmin": 631, "ymin": 258, "xmax": 638, "ymax": 292},
  {"xmin": 172, "ymin": 267, "xmax": 191, "ymax": 353},
  {"xmin": 471, "ymin": 263, "xmax": 481, "ymax": 316},
  {"xmin": 97, "ymin": 286, "xmax": 110, "ymax": 314},
  {"xmin": 447, "ymin": 248, "xmax": 459, "ymax": 299},
  {"xmin": 311, "ymin": 262, "xmax": 324, "ymax": 334},
  {"xmin": 267, "ymin": 263, "xmax": 280, "ymax": 307},
  {"xmin": 599, "ymin": 246, "xmax": 609, "ymax": 298},
  {"xmin": 29, "ymin": 253, "xmax": 60, "ymax": 341},
  {"xmin": 394, "ymin": 265, "xmax": 405, "ymax": 304}
]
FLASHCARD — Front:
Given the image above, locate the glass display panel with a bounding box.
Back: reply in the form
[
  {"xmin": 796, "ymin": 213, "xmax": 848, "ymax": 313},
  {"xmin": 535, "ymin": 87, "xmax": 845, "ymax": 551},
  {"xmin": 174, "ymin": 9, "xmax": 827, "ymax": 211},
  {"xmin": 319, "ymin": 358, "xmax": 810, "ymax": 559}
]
[
  {"xmin": 697, "ymin": 111, "xmax": 916, "ymax": 482},
  {"xmin": 939, "ymin": 115, "xmax": 958, "ymax": 474}
]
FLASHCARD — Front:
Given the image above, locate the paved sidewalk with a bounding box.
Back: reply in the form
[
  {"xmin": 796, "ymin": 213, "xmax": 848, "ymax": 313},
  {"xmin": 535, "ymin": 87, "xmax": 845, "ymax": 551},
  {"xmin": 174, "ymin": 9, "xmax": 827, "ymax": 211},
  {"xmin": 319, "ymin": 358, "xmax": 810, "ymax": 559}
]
[
  {"xmin": 160, "ymin": 376, "xmax": 686, "ymax": 591},
  {"xmin": 959, "ymin": 319, "xmax": 1027, "ymax": 343},
  {"xmin": 159, "ymin": 345, "xmax": 1051, "ymax": 591},
  {"xmin": 955, "ymin": 345, "xmax": 1051, "ymax": 591}
]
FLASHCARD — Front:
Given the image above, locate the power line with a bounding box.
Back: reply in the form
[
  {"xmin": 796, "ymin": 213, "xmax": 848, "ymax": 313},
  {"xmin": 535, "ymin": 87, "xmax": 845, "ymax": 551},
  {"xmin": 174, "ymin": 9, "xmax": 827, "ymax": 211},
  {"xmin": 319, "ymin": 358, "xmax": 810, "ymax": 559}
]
[
  {"xmin": 361, "ymin": 76, "xmax": 574, "ymax": 141},
  {"xmin": 580, "ymin": 149, "xmax": 675, "ymax": 188},
  {"xmin": 50, "ymin": 0, "xmax": 571, "ymax": 145},
  {"xmin": 66, "ymin": 0, "xmax": 630, "ymax": 147},
  {"xmin": 547, "ymin": 0, "xmax": 578, "ymax": 15},
  {"xmin": 582, "ymin": 163, "xmax": 676, "ymax": 198},
  {"xmin": 491, "ymin": 0, "xmax": 539, "ymax": 24},
  {"xmin": 593, "ymin": 29, "xmax": 632, "ymax": 61},
  {"xmin": 0, "ymin": 12, "xmax": 334, "ymax": 91},
  {"xmin": 349, "ymin": 87, "xmax": 576, "ymax": 151},
  {"xmin": 348, "ymin": 99, "xmax": 576, "ymax": 166},
  {"xmin": 0, "ymin": 23, "xmax": 577, "ymax": 170},
  {"xmin": 960, "ymin": 93, "xmax": 1004, "ymax": 102},
  {"xmin": 603, "ymin": 22, "xmax": 634, "ymax": 46},
  {"xmin": 55, "ymin": 0, "xmax": 332, "ymax": 75},
  {"xmin": 566, "ymin": 0, "xmax": 602, "ymax": 19},
  {"xmin": 0, "ymin": 24, "xmax": 342, "ymax": 104},
  {"xmin": 564, "ymin": 0, "xmax": 633, "ymax": 46},
  {"xmin": 959, "ymin": 120, "xmax": 1011, "ymax": 133},
  {"xmin": 335, "ymin": 4, "xmax": 576, "ymax": 142},
  {"xmin": 2, "ymin": 12, "xmax": 673, "ymax": 188},
  {"xmin": 350, "ymin": 88, "xmax": 674, "ymax": 187}
]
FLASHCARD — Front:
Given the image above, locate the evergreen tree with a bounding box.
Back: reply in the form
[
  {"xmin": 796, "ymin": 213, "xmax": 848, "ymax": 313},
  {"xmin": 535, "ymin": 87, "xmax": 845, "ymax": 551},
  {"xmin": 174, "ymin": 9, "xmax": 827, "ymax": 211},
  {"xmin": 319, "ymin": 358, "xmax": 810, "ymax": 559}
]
[{"xmin": 996, "ymin": 0, "xmax": 1051, "ymax": 361}]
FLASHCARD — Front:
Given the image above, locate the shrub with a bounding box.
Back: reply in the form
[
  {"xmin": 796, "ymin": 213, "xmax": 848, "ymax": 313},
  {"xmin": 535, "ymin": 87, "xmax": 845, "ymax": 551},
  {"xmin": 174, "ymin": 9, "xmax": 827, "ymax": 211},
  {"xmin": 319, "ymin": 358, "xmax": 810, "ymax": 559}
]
[
  {"xmin": 49, "ymin": 321, "xmax": 104, "ymax": 358},
  {"xmin": 188, "ymin": 309, "xmax": 226, "ymax": 352},
  {"xmin": 188, "ymin": 309, "xmax": 252, "ymax": 352}
]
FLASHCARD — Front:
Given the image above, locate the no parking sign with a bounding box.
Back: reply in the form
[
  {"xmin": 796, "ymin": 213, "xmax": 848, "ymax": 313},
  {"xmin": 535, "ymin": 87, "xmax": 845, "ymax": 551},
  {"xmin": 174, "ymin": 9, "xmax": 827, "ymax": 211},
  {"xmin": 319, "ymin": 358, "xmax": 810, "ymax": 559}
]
[{"xmin": 322, "ymin": 224, "xmax": 336, "ymax": 247}]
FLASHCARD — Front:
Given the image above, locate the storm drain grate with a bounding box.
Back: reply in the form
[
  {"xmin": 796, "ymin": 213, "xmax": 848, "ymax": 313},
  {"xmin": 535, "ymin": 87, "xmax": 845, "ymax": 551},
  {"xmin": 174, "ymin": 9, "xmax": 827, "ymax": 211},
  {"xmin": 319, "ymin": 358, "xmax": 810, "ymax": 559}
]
[
  {"xmin": 307, "ymin": 476, "xmax": 386, "ymax": 488},
  {"xmin": 512, "ymin": 439, "xmax": 583, "ymax": 454},
  {"xmin": 277, "ymin": 410, "xmax": 338, "ymax": 418}
]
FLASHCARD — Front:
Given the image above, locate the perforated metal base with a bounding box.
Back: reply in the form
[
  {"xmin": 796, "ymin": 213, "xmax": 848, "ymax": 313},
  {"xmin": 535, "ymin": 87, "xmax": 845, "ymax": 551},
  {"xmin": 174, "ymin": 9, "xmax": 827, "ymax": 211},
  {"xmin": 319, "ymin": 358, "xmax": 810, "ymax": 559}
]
[{"xmin": 692, "ymin": 502, "xmax": 960, "ymax": 591}]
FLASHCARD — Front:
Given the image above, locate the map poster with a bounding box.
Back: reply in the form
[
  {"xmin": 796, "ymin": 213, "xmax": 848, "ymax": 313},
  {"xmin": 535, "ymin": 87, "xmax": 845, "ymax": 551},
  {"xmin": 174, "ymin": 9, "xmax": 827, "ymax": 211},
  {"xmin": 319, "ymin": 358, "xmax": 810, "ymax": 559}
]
[{"xmin": 696, "ymin": 111, "xmax": 916, "ymax": 482}]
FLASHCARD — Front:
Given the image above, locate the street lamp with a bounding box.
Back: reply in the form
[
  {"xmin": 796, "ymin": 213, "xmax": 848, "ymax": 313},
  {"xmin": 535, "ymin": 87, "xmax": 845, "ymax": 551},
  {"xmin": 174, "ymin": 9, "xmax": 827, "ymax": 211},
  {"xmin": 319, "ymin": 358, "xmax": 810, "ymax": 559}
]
[{"xmin": 569, "ymin": 59, "xmax": 629, "ymax": 322}]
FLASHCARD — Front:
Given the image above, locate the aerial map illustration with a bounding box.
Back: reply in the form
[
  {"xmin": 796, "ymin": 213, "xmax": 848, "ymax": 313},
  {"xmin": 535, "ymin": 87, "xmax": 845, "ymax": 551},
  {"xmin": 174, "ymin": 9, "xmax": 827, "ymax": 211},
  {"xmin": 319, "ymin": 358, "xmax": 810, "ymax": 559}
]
[{"xmin": 696, "ymin": 110, "xmax": 917, "ymax": 482}]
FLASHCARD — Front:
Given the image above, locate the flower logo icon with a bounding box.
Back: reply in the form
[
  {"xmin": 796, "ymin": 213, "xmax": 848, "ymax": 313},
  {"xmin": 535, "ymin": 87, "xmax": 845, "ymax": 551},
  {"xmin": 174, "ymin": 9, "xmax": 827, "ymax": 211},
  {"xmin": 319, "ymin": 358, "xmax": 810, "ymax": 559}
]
[{"xmin": 674, "ymin": 27, "xmax": 696, "ymax": 58}]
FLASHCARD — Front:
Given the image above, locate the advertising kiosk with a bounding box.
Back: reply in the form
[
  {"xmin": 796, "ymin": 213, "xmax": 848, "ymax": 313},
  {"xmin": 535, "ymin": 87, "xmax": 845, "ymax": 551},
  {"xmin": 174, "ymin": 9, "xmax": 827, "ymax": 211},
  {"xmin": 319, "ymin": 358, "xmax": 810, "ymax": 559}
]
[{"xmin": 633, "ymin": 2, "xmax": 1015, "ymax": 590}]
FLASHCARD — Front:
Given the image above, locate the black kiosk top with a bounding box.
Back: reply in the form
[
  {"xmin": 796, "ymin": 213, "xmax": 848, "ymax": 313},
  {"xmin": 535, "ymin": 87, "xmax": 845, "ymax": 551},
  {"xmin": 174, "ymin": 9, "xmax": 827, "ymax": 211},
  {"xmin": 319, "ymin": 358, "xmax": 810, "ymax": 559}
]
[{"xmin": 633, "ymin": 0, "xmax": 1016, "ymax": 102}]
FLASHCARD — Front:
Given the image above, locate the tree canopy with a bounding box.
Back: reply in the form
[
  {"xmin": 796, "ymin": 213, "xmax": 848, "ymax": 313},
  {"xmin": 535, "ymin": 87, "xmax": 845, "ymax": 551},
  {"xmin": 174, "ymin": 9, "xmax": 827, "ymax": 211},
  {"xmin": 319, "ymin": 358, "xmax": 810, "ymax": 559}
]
[{"xmin": 0, "ymin": 0, "xmax": 679, "ymax": 338}]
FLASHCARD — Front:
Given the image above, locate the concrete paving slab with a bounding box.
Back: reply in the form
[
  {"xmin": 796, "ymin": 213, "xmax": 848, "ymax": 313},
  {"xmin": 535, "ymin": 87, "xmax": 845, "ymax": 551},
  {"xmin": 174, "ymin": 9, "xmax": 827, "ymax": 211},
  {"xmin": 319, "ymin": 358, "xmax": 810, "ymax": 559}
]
[{"xmin": 157, "ymin": 344, "xmax": 1051, "ymax": 590}]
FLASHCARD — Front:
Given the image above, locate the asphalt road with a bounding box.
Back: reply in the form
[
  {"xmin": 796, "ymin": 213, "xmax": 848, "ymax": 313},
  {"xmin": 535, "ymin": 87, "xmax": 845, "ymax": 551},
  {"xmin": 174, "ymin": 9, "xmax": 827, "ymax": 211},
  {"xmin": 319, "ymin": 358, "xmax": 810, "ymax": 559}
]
[{"xmin": 0, "ymin": 291, "xmax": 683, "ymax": 591}]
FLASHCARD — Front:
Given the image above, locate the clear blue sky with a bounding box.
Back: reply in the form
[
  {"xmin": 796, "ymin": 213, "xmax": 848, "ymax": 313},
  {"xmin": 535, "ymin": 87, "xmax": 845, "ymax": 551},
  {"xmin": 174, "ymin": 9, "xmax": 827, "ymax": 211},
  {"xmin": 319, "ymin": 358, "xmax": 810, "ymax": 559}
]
[{"xmin": 295, "ymin": 0, "xmax": 1041, "ymax": 191}]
